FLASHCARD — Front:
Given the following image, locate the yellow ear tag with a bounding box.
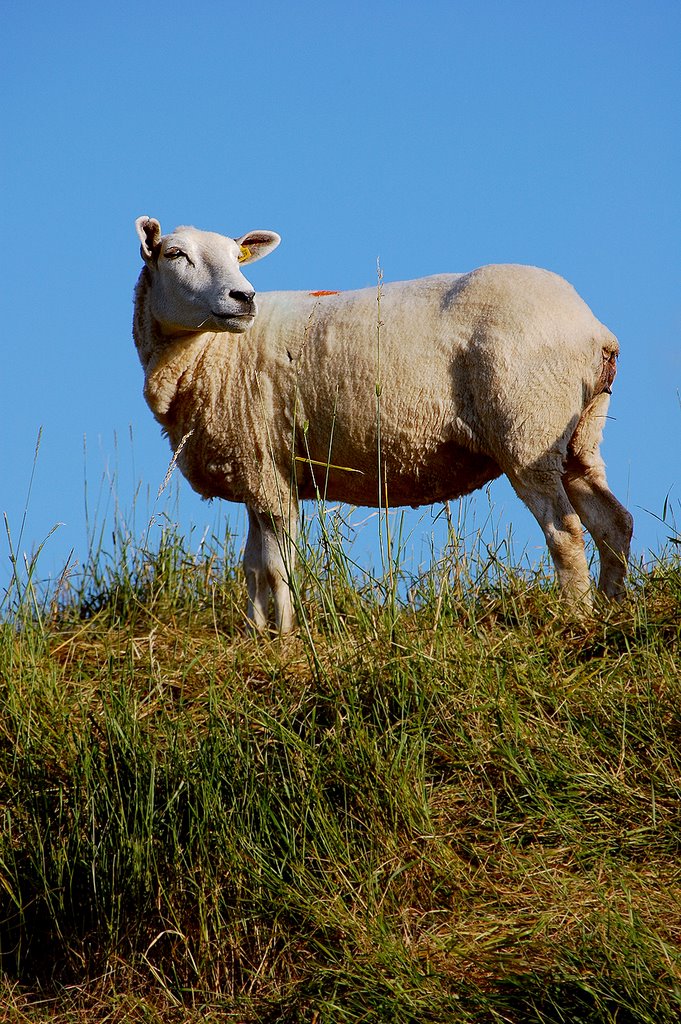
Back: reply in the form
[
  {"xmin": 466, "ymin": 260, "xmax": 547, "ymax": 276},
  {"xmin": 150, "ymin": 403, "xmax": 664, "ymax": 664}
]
[{"xmin": 238, "ymin": 244, "xmax": 252, "ymax": 263}]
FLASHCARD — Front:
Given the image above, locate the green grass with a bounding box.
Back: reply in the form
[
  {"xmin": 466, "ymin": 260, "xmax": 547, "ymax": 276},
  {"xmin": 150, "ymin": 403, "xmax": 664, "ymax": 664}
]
[{"xmin": 1, "ymin": 505, "xmax": 680, "ymax": 1023}]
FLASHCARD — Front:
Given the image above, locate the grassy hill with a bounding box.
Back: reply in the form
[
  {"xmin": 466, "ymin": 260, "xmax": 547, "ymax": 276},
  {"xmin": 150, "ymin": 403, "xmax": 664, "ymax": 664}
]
[{"xmin": 1, "ymin": 516, "xmax": 680, "ymax": 1023}]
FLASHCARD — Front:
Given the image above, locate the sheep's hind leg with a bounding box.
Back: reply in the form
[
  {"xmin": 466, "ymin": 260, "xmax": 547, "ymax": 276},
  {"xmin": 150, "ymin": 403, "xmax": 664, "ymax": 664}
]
[
  {"xmin": 562, "ymin": 456, "xmax": 633, "ymax": 600},
  {"xmin": 508, "ymin": 470, "xmax": 593, "ymax": 611}
]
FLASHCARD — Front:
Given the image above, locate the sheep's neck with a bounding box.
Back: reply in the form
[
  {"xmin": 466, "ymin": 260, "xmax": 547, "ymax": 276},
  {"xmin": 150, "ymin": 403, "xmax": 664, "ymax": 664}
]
[{"xmin": 143, "ymin": 332, "xmax": 214, "ymax": 423}]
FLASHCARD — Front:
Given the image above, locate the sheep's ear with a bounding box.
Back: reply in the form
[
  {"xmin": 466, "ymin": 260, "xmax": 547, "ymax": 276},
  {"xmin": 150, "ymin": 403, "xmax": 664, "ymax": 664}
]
[
  {"xmin": 236, "ymin": 230, "xmax": 281, "ymax": 265},
  {"xmin": 136, "ymin": 216, "xmax": 163, "ymax": 263}
]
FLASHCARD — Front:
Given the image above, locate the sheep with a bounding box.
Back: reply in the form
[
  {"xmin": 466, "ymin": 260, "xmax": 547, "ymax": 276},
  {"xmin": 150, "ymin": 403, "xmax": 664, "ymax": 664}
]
[{"xmin": 133, "ymin": 216, "xmax": 633, "ymax": 633}]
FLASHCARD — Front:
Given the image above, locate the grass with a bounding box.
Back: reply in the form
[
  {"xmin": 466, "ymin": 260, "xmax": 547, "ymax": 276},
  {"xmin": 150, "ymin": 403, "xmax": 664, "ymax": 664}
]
[{"xmin": 1, "ymin": 495, "xmax": 680, "ymax": 1023}]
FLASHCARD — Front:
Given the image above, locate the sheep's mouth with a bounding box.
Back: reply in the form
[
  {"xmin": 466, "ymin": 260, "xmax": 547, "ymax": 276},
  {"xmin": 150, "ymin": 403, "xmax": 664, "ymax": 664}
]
[{"xmin": 209, "ymin": 311, "xmax": 255, "ymax": 331}]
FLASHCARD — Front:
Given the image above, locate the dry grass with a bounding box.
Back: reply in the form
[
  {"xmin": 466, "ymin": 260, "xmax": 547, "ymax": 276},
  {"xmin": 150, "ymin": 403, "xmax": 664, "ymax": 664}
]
[{"xmin": 1, "ymin": 514, "xmax": 680, "ymax": 1022}]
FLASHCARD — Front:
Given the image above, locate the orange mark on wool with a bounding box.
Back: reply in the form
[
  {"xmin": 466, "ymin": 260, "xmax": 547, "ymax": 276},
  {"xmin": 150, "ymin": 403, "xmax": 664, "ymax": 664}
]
[{"xmin": 308, "ymin": 290, "xmax": 341, "ymax": 296}]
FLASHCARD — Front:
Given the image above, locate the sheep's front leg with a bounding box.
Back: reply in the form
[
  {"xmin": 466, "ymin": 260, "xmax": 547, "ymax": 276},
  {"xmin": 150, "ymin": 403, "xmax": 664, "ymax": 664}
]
[
  {"xmin": 262, "ymin": 510, "xmax": 298, "ymax": 634},
  {"xmin": 243, "ymin": 506, "xmax": 298, "ymax": 634},
  {"xmin": 244, "ymin": 508, "xmax": 269, "ymax": 632}
]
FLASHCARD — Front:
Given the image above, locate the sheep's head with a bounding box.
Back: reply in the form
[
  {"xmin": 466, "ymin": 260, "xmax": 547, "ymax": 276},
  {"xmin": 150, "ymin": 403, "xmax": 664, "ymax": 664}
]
[{"xmin": 135, "ymin": 217, "xmax": 280, "ymax": 336}]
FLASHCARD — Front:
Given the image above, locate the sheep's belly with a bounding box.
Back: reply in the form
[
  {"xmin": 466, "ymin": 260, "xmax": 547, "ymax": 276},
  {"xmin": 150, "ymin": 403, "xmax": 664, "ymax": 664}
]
[{"xmin": 296, "ymin": 443, "xmax": 501, "ymax": 508}]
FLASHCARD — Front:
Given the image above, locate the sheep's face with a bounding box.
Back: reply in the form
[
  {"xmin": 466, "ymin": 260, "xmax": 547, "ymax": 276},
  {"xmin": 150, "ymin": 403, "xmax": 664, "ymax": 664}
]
[{"xmin": 136, "ymin": 218, "xmax": 280, "ymax": 336}]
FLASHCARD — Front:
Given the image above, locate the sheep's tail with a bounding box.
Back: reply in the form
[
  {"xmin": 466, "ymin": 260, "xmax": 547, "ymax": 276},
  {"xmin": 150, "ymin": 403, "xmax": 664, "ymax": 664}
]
[
  {"xmin": 595, "ymin": 329, "xmax": 619, "ymax": 398},
  {"xmin": 569, "ymin": 329, "xmax": 619, "ymax": 463}
]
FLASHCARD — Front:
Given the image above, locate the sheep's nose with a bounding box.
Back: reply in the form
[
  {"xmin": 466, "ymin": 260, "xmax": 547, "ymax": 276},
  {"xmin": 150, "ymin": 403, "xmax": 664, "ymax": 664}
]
[{"xmin": 230, "ymin": 289, "xmax": 255, "ymax": 305}]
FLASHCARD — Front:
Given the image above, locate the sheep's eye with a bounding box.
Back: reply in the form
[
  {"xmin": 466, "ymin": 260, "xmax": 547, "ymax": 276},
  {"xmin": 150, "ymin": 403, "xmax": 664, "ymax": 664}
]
[{"xmin": 164, "ymin": 247, "xmax": 185, "ymax": 260}]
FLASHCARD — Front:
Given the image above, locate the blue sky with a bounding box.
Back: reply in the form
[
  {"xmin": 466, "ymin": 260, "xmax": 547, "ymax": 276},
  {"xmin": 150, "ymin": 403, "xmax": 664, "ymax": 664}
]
[{"xmin": 2, "ymin": 1, "xmax": 680, "ymax": 602}]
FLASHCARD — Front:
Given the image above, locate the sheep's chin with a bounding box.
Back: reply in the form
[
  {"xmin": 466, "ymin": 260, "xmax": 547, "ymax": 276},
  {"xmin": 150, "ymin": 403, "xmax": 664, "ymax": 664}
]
[{"xmin": 210, "ymin": 315, "xmax": 255, "ymax": 334}]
